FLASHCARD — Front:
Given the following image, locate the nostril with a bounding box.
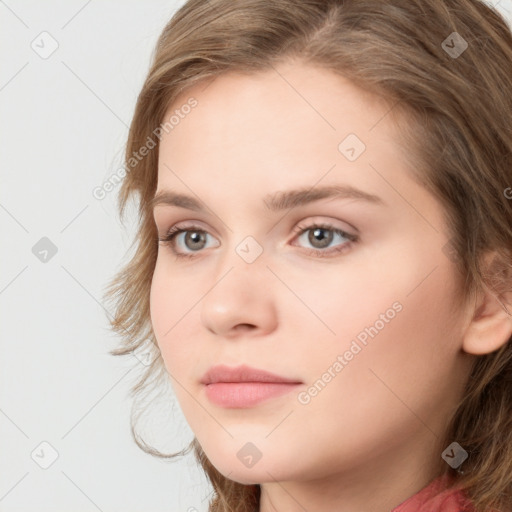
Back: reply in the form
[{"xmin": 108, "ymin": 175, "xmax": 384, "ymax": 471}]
[{"xmin": 235, "ymin": 323, "xmax": 255, "ymax": 332}]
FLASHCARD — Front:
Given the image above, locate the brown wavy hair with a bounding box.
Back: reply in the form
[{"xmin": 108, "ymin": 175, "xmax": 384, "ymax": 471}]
[{"xmin": 102, "ymin": 1, "xmax": 512, "ymax": 510}]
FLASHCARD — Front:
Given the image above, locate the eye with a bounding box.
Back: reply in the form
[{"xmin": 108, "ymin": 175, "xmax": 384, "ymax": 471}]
[
  {"xmin": 291, "ymin": 221, "xmax": 358, "ymax": 258},
  {"xmin": 158, "ymin": 224, "xmax": 218, "ymax": 259},
  {"xmin": 157, "ymin": 221, "xmax": 358, "ymax": 259}
]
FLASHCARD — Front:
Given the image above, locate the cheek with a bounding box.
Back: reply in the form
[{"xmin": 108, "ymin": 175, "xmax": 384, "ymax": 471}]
[
  {"xmin": 338, "ymin": 261, "xmax": 462, "ymax": 407},
  {"xmin": 150, "ymin": 257, "xmax": 191, "ymax": 334},
  {"xmin": 295, "ymin": 243, "xmax": 462, "ymax": 390},
  {"xmin": 149, "ymin": 262, "xmax": 168, "ymax": 341},
  {"xmin": 290, "ymin": 263, "xmax": 463, "ymax": 457},
  {"xmin": 149, "ymin": 261, "xmax": 188, "ymax": 371},
  {"xmin": 279, "ymin": 258, "xmax": 403, "ymax": 358},
  {"xmin": 149, "ymin": 258, "xmax": 208, "ymax": 386}
]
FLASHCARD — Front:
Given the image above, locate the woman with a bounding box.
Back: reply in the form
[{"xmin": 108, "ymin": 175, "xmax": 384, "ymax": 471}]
[{"xmin": 104, "ymin": 1, "xmax": 512, "ymax": 510}]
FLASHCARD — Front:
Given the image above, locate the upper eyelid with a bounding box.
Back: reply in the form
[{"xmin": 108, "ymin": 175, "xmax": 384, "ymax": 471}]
[
  {"xmin": 156, "ymin": 215, "xmax": 357, "ymax": 235},
  {"xmin": 158, "ymin": 219, "xmax": 219, "ymax": 239}
]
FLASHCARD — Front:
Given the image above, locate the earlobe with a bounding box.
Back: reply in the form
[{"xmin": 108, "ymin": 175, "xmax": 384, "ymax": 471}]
[{"xmin": 462, "ymin": 285, "xmax": 512, "ymax": 356}]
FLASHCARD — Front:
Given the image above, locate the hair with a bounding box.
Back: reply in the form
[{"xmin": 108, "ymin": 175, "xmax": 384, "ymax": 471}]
[{"xmin": 102, "ymin": 1, "xmax": 512, "ymax": 511}]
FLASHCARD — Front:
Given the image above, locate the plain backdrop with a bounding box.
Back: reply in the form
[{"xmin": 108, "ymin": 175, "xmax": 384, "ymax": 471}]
[{"xmin": 1, "ymin": 1, "xmax": 511, "ymax": 511}]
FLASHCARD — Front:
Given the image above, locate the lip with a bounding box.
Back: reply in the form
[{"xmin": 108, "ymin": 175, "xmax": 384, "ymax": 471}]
[
  {"xmin": 201, "ymin": 364, "xmax": 302, "ymax": 409},
  {"xmin": 200, "ymin": 364, "xmax": 302, "ymax": 385},
  {"xmin": 204, "ymin": 382, "xmax": 301, "ymax": 408}
]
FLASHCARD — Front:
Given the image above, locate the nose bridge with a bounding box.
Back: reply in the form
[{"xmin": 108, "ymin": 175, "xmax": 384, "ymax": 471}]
[
  {"xmin": 199, "ymin": 235, "xmax": 277, "ymax": 336},
  {"xmin": 211, "ymin": 234, "xmax": 269, "ymax": 301},
  {"xmin": 213, "ymin": 219, "xmax": 268, "ymax": 276}
]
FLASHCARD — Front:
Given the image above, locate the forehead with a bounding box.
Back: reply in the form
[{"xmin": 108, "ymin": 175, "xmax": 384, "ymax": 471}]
[
  {"xmin": 160, "ymin": 61, "xmax": 401, "ymax": 152},
  {"xmin": 155, "ymin": 62, "xmax": 413, "ymax": 206}
]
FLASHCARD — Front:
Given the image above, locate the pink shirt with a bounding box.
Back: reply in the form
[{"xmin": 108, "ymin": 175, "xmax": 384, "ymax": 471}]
[{"xmin": 391, "ymin": 473, "xmax": 476, "ymax": 512}]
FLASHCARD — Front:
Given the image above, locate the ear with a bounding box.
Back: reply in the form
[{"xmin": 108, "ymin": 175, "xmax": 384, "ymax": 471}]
[{"xmin": 462, "ymin": 253, "xmax": 512, "ymax": 356}]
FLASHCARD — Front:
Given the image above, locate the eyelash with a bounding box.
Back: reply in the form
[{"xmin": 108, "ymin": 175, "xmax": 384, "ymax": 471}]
[{"xmin": 157, "ymin": 222, "xmax": 358, "ymax": 260}]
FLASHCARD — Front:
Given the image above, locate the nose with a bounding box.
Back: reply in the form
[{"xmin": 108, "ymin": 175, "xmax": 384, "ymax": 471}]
[{"xmin": 200, "ymin": 258, "xmax": 278, "ymax": 338}]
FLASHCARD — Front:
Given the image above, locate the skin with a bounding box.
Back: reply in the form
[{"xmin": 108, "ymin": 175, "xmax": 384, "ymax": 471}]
[{"xmin": 149, "ymin": 60, "xmax": 512, "ymax": 512}]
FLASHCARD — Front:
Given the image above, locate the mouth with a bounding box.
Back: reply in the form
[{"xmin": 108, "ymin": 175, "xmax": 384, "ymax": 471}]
[{"xmin": 200, "ymin": 364, "xmax": 302, "ymax": 408}]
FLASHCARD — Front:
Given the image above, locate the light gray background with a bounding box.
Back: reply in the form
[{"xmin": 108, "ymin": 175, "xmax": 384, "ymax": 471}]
[
  {"xmin": 1, "ymin": 1, "xmax": 511, "ymax": 511},
  {"xmin": 0, "ymin": 1, "xmax": 211, "ymax": 511}
]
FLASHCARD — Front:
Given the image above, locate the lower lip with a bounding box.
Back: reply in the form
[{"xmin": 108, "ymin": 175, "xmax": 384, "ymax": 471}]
[{"xmin": 204, "ymin": 382, "xmax": 301, "ymax": 408}]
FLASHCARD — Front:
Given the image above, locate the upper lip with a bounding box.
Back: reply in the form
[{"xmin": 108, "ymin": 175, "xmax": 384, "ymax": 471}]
[{"xmin": 201, "ymin": 364, "xmax": 302, "ymax": 385}]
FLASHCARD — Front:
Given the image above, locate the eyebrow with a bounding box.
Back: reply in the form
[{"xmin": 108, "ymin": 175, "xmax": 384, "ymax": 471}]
[{"xmin": 150, "ymin": 185, "xmax": 385, "ymax": 213}]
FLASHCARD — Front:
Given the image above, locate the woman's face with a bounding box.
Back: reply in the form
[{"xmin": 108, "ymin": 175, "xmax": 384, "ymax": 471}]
[{"xmin": 150, "ymin": 61, "xmax": 475, "ymax": 497}]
